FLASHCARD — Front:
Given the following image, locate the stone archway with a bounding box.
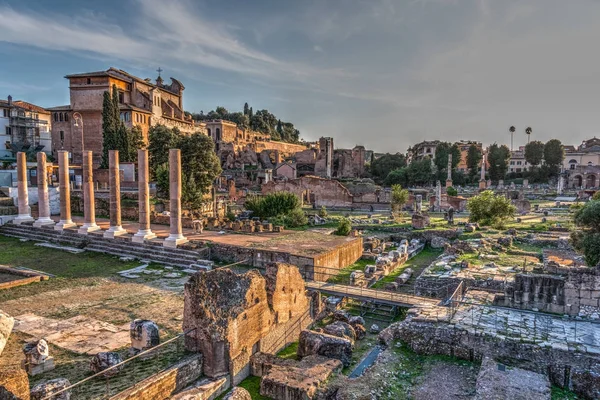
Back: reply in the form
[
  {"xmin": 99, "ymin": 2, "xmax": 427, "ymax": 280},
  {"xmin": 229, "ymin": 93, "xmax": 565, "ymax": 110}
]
[
  {"xmin": 587, "ymin": 174, "xmax": 597, "ymax": 188},
  {"xmin": 574, "ymin": 175, "xmax": 583, "ymax": 188}
]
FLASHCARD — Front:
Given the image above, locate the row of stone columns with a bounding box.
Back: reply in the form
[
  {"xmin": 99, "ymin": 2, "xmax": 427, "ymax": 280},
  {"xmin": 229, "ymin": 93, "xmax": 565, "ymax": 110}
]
[{"xmin": 13, "ymin": 149, "xmax": 187, "ymax": 248}]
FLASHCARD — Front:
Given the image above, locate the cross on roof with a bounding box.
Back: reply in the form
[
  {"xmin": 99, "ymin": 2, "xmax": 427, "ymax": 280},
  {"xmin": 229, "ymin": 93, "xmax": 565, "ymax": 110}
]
[{"xmin": 156, "ymin": 67, "xmax": 163, "ymax": 77}]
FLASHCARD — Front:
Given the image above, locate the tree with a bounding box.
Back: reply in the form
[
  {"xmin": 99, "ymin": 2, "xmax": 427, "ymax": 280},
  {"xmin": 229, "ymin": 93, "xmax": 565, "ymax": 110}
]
[
  {"xmin": 384, "ymin": 168, "xmax": 409, "ymax": 187},
  {"xmin": 334, "ymin": 218, "xmax": 352, "ymax": 236},
  {"xmin": 447, "ymin": 186, "xmax": 458, "ymax": 196},
  {"xmin": 406, "ymin": 159, "xmax": 433, "ymax": 186},
  {"xmin": 244, "ymin": 192, "xmax": 301, "ymax": 219},
  {"xmin": 467, "ymin": 190, "xmax": 516, "ymax": 227},
  {"xmin": 370, "ymin": 153, "xmax": 407, "ymax": 183},
  {"xmin": 524, "ymin": 140, "xmax": 545, "ymax": 167},
  {"xmin": 391, "ymin": 184, "xmax": 409, "ymax": 218},
  {"xmin": 243, "ymin": 102, "xmax": 249, "ymax": 115},
  {"xmin": 466, "ymin": 144, "xmax": 482, "ymax": 179},
  {"xmin": 433, "ymin": 142, "xmax": 461, "ymax": 175},
  {"xmin": 284, "ymin": 208, "xmax": 308, "ymax": 228},
  {"xmin": 572, "ymin": 201, "xmax": 600, "ymax": 266},
  {"xmin": 148, "ymin": 126, "xmax": 221, "ymax": 210},
  {"xmin": 525, "ymin": 126, "xmax": 532, "ymax": 143},
  {"xmin": 487, "ymin": 143, "xmax": 510, "ymax": 181},
  {"xmin": 544, "ymin": 139, "xmax": 564, "ymax": 175},
  {"xmin": 100, "ymin": 89, "xmax": 119, "ymax": 168},
  {"xmin": 318, "ymin": 206, "xmax": 328, "ymax": 218}
]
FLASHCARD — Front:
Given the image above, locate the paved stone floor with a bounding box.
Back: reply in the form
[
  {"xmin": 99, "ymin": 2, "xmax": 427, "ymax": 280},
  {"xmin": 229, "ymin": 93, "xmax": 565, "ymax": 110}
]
[
  {"xmin": 13, "ymin": 313, "xmax": 130, "ymax": 355},
  {"xmin": 452, "ymin": 304, "xmax": 600, "ymax": 355}
]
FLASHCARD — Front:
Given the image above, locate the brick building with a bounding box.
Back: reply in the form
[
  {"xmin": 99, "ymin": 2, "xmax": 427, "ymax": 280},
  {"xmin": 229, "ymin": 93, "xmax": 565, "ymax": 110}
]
[{"xmin": 49, "ymin": 67, "xmax": 204, "ymax": 166}]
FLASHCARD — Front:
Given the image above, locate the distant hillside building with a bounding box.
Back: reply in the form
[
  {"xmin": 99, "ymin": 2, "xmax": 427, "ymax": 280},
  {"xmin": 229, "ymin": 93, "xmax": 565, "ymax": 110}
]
[
  {"xmin": 407, "ymin": 140, "xmax": 440, "ymax": 163},
  {"xmin": 49, "ymin": 67, "xmax": 204, "ymax": 166},
  {"xmin": 509, "ymin": 147, "xmax": 530, "ymax": 173},
  {"xmin": 455, "ymin": 140, "xmax": 483, "ymax": 173},
  {"xmin": 0, "ymin": 96, "xmax": 52, "ymax": 161}
]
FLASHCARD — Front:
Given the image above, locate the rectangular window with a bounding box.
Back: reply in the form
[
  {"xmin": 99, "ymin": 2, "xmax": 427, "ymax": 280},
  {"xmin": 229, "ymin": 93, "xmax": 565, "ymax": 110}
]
[
  {"xmin": 2, "ymin": 109, "xmax": 7, "ymax": 118},
  {"xmin": 60, "ymin": 131, "xmax": 64, "ymax": 141},
  {"xmin": 118, "ymin": 91, "xmax": 124, "ymax": 103},
  {"xmin": 5, "ymin": 127, "xmax": 11, "ymax": 136}
]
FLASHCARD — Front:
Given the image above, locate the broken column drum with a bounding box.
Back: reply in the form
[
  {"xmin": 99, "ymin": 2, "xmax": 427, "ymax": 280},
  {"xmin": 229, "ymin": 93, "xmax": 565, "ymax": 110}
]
[
  {"xmin": 54, "ymin": 150, "xmax": 77, "ymax": 231},
  {"xmin": 130, "ymin": 319, "xmax": 160, "ymax": 353},
  {"xmin": 33, "ymin": 152, "xmax": 54, "ymax": 227}
]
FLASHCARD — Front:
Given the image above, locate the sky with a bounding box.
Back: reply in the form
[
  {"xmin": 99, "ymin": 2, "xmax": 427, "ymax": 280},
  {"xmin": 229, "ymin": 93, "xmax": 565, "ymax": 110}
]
[{"xmin": 1, "ymin": 0, "xmax": 600, "ymax": 153}]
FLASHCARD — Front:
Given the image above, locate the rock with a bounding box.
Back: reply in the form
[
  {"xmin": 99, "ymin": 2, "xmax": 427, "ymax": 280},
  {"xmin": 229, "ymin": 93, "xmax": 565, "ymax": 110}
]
[
  {"xmin": 430, "ymin": 236, "xmax": 449, "ymax": 249},
  {"xmin": 23, "ymin": 339, "xmax": 50, "ymax": 365},
  {"xmin": 0, "ymin": 310, "xmax": 14, "ymax": 357},
  {"xmin": 30, "ymin": 378, "xmax": 71, "ymax": 400},
  {"xmin": 370, "ymin": 324, "xmax": 381, "ymax": 334},
  {"xmin": 348, "ymin": 315, "xmax": 365, "ymax": 328},
  {"xmin": 323, "ymin": 321, "xmax": 356, "ymax": 342},
  {"xmin": 130, "ymin": 319, "xmax": 160, "ymax": 353},
  {"xmin": 353, "ymin": 324, "xmax": 367, "ymax": 340},
  {"xmin": 297, "ymin": 330, "xmax": 353, "ymax": 367},
  {"xmin": 497, "ymin": 236, "xmax": 513, "ymax": 247},
  {"xmin": 505, "ymin": 228, "xmax": 517, "ymax": 236},
  {"xmin": 223, "ymin": 386, "xmax": 252, "ymax": 400},
  {"xmin": 464, "ymin": 224, "xmax": 476, "ymax": 233},
  {"xmin": 90, "ymin": 352, "xmax": 123, "ymax": 377},
  {"xmin": 333, "ymin": 310, "xmax": 350, "ymax": 323},
  {"xmin": 0, "ymin": 367, "xmax": 30, "ymax": 400}
]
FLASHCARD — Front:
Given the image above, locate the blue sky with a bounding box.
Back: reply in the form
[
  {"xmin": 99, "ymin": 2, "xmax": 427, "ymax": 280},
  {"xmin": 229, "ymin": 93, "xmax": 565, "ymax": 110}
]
[{"xmin": 1, "ymin": 0, "xmax": 600, "ymax": 152}]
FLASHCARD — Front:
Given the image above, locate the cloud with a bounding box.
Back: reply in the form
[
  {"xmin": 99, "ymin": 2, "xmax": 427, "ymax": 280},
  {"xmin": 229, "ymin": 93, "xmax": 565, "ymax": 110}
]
[{"xmin": 313, "ymin": 45, "xmax": 324, "ymax": 53}]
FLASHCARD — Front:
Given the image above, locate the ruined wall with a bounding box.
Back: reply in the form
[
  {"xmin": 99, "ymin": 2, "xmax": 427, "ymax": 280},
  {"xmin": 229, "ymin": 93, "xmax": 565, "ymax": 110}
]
[
  {"xmin": 110, "ymin": 355, "xmax": 202, "ymax": 400},
  {"xmin": 311, "ymin": 238, "xmax": 363, "ymax": 282},
  {"xmin": 262, "ymin": 176, "xmax": 353, "ymax": 207},
  {"xmin": 383, "ymin": 318, "xmax": 600, "ymax": 400},
  {"xmin": 183, "ymin": 265, "xmax": 312, "ymax": 385},
  {"xmin": 254, "ymin": 140, "xmax": 308, "ymax": 157}
]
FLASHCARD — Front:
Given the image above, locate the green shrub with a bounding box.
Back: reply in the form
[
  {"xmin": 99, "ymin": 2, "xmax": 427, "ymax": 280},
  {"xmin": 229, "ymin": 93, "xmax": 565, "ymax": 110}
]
[
  {"xmin": 334, "ymin": 218, "xmax": 352, "ymax": 236},
  {"xmin": 318, "ymin": 206, "xmax": 328, "ymax": 218},
  {"xmin": 244, "ymin": 192, "xmax": 301, "ymax": 219},
  {"xmin": 226, "ymin": 211, "xmax": 236, "ymax": 222},
  {"xmin": 573, "ymin": 201, "xmax": 600, "ymax": 266},
  {"xmin": 467, "ymin": 190, "xmax": 516, "ymax": 226},
  {"xmin": 446, "ymin": 186, "xmax": 458, "ymax": 197},
  {"xmin": 593, "ymin": 191, "xmax": 600, "ymax": 201},
  {"xmin": 284, "ymin": 208, "xmax": 308, "ymax": 228}
]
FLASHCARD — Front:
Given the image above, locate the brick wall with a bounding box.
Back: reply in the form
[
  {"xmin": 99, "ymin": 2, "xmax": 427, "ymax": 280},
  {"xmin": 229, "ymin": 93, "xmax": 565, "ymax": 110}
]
[{"xmin": 110, "ymin": 354, "xmax": 202, "ymax": 400}]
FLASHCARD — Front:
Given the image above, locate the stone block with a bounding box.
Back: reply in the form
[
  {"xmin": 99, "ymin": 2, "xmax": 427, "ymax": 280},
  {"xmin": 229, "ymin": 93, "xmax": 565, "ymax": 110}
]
[
  {"xmin": 0, "ymin": 311, "xmax": 14, "ymax": 357},
  {"xmin": 90, "ymin": 352, "xmax": 123, "ymax": 377},
  {"xmin": 0, "ymin": 367, "xmax": 30, "ymax": 400},
  {"xmin": 297, "ymin": 330, "xmax": 353, "ymax": 367},
  {"xmin": 30, "ymin": 378, "xmax": 71, "ymax": 400},
  {"xmin": 130, "ymin": 319, "xmax": 160, "ymax": 353}
]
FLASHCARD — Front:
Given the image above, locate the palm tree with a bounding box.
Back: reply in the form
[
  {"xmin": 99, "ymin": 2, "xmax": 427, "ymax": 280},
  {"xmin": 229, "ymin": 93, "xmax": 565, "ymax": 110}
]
[
  {"xmin": 525, "ymin": 127, "xmax": 532, "ymax": 144},
  {"xmin": 509, "ymin": 126, "xmax": 515, "ymax": 151}
]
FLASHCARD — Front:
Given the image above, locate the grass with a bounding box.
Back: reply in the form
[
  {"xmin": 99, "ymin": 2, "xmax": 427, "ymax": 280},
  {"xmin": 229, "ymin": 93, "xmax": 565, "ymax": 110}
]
[
  {"xmin": 551, "ymin": 386, "xmax": 580, "ymax": 399},
  {"xmin": 216, "ymin": 376, "xmax": 269, "ymax": 400},
  {"xmin": 277, "ymin": 341, "xmax": 299, "ymax": 360},
  {"xmin": 0, "ymin": 235, "xmax": 141, "ymax": 279},
  {"xmin": 327, "ymin": 258, "xmax": 372, "ymax": 284}
]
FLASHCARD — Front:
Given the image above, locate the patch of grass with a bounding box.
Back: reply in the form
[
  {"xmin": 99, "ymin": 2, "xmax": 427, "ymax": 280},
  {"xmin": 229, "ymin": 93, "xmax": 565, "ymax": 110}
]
[
  {"xmin": 0, "ymin": 235, "xmax": 141, "ymax": 279},
  {"xmin": 217, "ymin": 376, "xmax": 269, "ymax": 400},
  {"xmin": 277, "ymin": 341, "xmax": 299, "ymax": 360},
  {"xmin": 551, "ymin": 385, "xmax": 580, "ymax": 399},
  {"xmin": 327, "ymin": 258, "xmax": 372, "ymax": 284}
]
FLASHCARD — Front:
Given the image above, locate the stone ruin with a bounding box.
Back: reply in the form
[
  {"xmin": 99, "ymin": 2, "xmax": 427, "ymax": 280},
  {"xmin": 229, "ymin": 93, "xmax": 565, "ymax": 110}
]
[
  {"xmin": 0, "ymin": 310, "xmax": 14, "ymax": 357},
  {"xmin": 90, "ymin": 352, "xmax": 124, "ymax": 377},
  {"xmin": 23, "ymin": 338, "xmax": 55, "ymax": 376},
  {"xmin": 30, "ymin": 378, "xmax": 72, "ymax": 400},
  {"xmin": 130, "ymin": 319, "xmax": 160, "ymax": 354},
  {"xmin": 411, "ymin": 194, "xmax": 431, "ymax": 229},
  {"xmin": 183, "ymin": 263, "xmax": 312, "ymax": 385}
]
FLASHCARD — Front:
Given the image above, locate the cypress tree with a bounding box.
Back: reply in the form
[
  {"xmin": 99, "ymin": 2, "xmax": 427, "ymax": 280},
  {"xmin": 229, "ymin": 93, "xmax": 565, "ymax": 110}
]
[{"xmin": 100, "ymin": 91, "xmax": 117, "ymax": 168}]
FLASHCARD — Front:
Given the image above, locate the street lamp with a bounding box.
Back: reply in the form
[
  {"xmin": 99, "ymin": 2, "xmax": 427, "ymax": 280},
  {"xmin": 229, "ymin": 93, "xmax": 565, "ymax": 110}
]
[{"xmin": 72, "ymin": 112, "xmax": 84, "ymax": 163}]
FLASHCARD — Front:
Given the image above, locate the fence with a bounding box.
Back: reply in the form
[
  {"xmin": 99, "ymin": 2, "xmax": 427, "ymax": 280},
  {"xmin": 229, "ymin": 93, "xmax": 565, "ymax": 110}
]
[
  {"xmin": 445, "ymin": 280, "xmax": 468, "ymax": 318},
  {"xmin": 41, "ymin": 328, "xmax": 196, "ymax": 400},
  {"xmin": 262, "ymin": 309, "xmax": 312, "ymax": 355}
]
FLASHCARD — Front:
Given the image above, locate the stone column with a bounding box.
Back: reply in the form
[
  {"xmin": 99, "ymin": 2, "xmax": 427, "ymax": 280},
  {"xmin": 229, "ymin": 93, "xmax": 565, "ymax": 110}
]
[
  {"xmin": 78, "ymin": 151, "xmax": 100, "ymax": 234},
  {"xmin": 479, "ymin": 153, "xmax": 487, "ymax": 190},
  {"xmin": 164, "ymin": 149, "xmax": 188, "ymax": 248},
  {"xmin": 33, "ymin": 152, "xmax": 54, "ymax": 227},
  {"xmin": 55, "ymin": 151, "xmax": 76, "ymax": 231},
  {"xmin": 133, "ymin": 149, "xmax": 156, "ymax": 243},
  {"xmin": 446, "ymin": 154, "xmax": 453, "ymax": 188},
  {"xmin": 14, "ymin": 152, "xmax": 34, "ymax": 224},
  {"xmin": 104, "ymin": 150, "xmax": 127, "ymax": 238}
]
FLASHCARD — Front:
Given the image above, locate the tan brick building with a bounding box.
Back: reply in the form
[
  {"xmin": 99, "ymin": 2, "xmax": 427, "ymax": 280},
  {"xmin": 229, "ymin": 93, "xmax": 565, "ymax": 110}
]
[{"xmin": 49, "ymin": 68, "xmax": 205, "ymax": 166}]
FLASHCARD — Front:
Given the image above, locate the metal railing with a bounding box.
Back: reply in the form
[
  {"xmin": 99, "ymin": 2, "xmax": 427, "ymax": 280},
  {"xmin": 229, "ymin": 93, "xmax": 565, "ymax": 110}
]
[
  {"xmin": 262, "ymin": 309, "xmax": 312, "ymax": 355},
  {"xmin": 42, "ymin": 328, "xmax": 196, "ymax": 400}
]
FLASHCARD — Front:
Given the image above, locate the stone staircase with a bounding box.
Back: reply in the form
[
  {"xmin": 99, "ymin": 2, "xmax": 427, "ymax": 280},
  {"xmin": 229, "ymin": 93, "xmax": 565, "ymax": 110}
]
[
  {"xmin": 0, "ymin": 222, "xmax": 210, "ymax": 269},
  {"xmin": 0, "ymin": 196, "xmax": 17, "ymax": 216}
]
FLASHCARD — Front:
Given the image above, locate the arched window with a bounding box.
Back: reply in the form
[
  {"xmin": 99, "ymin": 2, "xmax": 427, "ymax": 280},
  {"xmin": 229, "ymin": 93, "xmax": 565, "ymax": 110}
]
[
  {"xmin": 64, "ymin": 113, "xmax": 69, "ymax": 122},
  {"xmin": 589, "ymin": 161, "xmax": 594, "ymax": 167},
  {"xmin": 53, "ymin": 113, "xmax": 58, "ymax": 122},
  {"xmin": 59, "ymin": 113, "xmax": 63, "ymax": 122}
]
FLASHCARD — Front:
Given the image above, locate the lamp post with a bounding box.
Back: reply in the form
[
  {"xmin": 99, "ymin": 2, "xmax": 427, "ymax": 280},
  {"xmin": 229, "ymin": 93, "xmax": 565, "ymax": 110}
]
[{"xmin": 72, "ymin": 112, "xmax": 84, "ymax": 164}]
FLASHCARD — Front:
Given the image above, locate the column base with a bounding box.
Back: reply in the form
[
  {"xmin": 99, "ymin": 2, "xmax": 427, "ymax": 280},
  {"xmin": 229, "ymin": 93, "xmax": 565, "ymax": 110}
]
[
  {"xmin": 446, "ymin": 179, "xmax": 453, "ymax": 188},
  {"xmin": 78, "ymin": 223, "xmax": 101, "ymax": 235},
  {"xmin": 54, "ymin": 220, "xmax": 77, "ymax": 231},
  {"xmin": 104, "ymin": 226, "xmax": 127, "ymax": 239},
  {"xmin": 132, "ymin": 229, "xmax": 157, "ymax": 243},
  {"xmin": 13, "ymin": 215, "xmax": 34, "ymax": 225},
  {"xmin": 33, "ymin": 217, "xmax": 55, "ymax": 228},
  {"xmin": 163, "ymin": 233, "xmax": 188, "ymax": 248},
  {"xmin": 479, "ymin": 180, "xmax": 487, "ymax": 190}
]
